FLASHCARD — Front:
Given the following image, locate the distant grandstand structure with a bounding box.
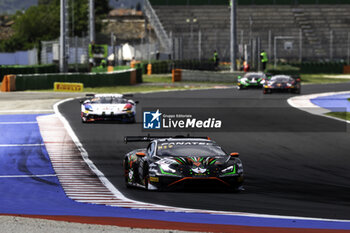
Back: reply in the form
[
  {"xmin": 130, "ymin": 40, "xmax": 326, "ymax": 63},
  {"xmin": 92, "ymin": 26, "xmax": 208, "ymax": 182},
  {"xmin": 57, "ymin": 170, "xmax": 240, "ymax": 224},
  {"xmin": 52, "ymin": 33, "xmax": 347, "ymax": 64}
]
[{"xmin": 145, "ymin": 0, "xmax": 350, "ymax": 63}]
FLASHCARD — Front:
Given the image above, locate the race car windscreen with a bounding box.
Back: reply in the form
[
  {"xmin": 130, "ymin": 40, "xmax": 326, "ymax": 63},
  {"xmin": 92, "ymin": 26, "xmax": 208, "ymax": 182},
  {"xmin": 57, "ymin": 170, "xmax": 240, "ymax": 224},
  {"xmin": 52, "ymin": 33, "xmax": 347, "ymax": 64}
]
[
  {"xmin": 245, "ymin": 74, "xmax": 263, "ymax": 80},
  {"xmin": 156, "ymin": 141, "xmax": 227, "ymax": 157},
  {"xmin": 90, "ymin": 97, "xmax": 128, "ymax": 104},
  {"xmin": 270, "ymin": 76, "xmax": 292, "ymax": 82}
]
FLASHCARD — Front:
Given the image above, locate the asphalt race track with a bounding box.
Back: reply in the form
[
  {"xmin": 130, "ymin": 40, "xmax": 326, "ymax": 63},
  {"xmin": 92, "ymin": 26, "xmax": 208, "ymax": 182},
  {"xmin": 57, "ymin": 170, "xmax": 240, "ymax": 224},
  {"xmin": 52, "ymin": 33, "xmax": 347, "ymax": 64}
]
[{"xmin": 59, "ymin": 83, "xmax": 350, "ymax": 220}]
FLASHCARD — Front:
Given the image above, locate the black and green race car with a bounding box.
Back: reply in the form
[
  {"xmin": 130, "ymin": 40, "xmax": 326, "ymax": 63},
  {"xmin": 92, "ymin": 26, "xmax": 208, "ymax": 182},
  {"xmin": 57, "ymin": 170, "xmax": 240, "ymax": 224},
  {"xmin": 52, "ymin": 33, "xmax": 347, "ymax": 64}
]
[
  {"xmin": 237, "ymin": 72, "xmax": 266, "ymax": 89},
  {"xmin": 263, "ymin": 75, "xmax": 301, "ymax": 94},
  {"xmin": 123, "ymin": 135, "xmax": 244, "ymax": 191}
]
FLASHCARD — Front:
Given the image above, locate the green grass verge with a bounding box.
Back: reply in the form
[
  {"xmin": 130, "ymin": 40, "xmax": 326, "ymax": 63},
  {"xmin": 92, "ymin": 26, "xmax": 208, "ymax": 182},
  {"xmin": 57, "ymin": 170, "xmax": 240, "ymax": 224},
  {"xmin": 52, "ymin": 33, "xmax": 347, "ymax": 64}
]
[
  {"xmin": 300, "ymin": 74, "xmax": 350, "ymax": 84},
  {"xmin": 143, "ymin": 74, "xmax": 234, "ymax": 85},
  {"xmin": 144, "ymin": 73, "xmax": 350, "ymax": 85},
  {"xmin": 15, "ymin": 73, "xmax": 350, "ymax": 94},
  {"xmin": 325, "ymin": 112, "xmax": 350, "ymax": 121},
  {"xmin": 143, "ymin": 74, "xmax": 172, "ymax": 83}
]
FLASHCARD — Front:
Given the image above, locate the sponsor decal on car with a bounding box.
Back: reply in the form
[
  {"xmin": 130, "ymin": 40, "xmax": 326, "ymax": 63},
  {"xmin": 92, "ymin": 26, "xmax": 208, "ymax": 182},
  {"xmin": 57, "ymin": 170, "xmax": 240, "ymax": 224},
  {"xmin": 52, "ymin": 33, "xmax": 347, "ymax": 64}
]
[{"xmin": 149, "ymin": 177, "xmax": 159, "ymax": 182}]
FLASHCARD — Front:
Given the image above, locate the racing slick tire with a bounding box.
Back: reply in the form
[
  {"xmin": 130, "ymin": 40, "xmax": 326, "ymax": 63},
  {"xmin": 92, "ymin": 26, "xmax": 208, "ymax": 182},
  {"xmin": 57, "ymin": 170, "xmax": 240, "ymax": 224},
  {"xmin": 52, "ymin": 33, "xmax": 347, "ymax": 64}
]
[
  {"xmin": 143, "ymin": 163, "xmax": 150, "ymax": 190},
  {"xmin": 129, "ymin": 116, "xmax": 136, "ymax": 123},
  {"xmin": 293, "ymin": 88, "xmax": 301, "ymax": 94},
  {"xmin": 228, "ymin": 176, "xmax": 245, "ymax": 193},
  {"xmin": 81, "ymin": 116, "xmax": 88, "ymax": 123}
]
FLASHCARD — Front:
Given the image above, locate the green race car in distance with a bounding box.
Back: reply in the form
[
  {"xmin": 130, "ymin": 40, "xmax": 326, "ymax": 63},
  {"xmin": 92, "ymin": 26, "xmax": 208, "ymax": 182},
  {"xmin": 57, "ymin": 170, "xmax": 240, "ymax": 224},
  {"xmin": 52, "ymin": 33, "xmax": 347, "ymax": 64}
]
[{"xmin": 237, "ymin": 72, "xmax": 267, "ymax": 89}]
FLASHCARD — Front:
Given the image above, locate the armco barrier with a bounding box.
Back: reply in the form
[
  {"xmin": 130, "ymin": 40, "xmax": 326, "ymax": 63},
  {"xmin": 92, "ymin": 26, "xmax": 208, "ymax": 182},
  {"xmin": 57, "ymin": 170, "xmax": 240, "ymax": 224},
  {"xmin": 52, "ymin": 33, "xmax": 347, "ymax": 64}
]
[
  {"xmin": 181, "ymin": 69, "xmax": 243, "ymax": 83},
  {"xmin": 11, "ymin": 68, "xmax": 142, "ymax": 91}
]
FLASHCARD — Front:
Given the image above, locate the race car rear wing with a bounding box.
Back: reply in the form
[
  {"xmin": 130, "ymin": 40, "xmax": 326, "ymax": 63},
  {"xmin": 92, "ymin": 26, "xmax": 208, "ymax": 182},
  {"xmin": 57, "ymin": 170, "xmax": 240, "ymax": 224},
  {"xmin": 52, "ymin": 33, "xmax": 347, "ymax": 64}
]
[
  {"xmin": 124, "ymin": 134, "xmax": 210, "ymax": 144},
  {"xmin": 265, "ymin": 74, "xmax": 301, "ymax": 80},
  {"xmin": 122, "ymin": 94, "xmax": 134, "ymax": 98},
  {"xmin": 79, "ymin": 93, "xmax": 136, "ymax": 103},
  {"xmin": 84, "ymin": 93, "xmax": 134, "ymax": 98}
]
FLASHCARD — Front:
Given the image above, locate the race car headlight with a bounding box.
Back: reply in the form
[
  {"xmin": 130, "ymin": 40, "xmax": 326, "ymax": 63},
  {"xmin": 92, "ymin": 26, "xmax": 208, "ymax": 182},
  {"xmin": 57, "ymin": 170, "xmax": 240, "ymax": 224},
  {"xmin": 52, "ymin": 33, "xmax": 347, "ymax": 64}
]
[
  {"xmin": 159, "ymin": 164, "xmax": 177, "ymax": 174},
  {"xmin": 155, "ymin": 163, "xmax": 181, "ymax": 177},
  {"xmin": 240, "ymin": 78, "xmax": 247, "ymax": 84},
  {"xmin": 221, "ymin": 165, "xmax": 236, "ymax": 175}
]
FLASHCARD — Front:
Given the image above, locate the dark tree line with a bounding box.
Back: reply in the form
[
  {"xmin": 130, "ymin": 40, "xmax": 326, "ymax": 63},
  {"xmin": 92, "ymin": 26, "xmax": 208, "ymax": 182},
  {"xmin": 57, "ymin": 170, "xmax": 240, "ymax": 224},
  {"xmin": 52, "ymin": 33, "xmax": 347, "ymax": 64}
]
[{"xmin": 0, "ymin": 0, "xmax": 110, "ymax": 52}]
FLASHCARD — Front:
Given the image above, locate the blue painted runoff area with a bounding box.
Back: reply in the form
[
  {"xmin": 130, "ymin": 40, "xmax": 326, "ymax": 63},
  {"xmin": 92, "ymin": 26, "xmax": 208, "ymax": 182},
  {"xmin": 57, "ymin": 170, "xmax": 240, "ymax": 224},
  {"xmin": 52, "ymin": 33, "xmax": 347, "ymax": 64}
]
[
  {"xmin": 0, "ymin": 114, "xmax": 350, "ymax": 230},
  {"xmin": 311, "ymin": 94, "xmax": 350, "ymax": 112}
]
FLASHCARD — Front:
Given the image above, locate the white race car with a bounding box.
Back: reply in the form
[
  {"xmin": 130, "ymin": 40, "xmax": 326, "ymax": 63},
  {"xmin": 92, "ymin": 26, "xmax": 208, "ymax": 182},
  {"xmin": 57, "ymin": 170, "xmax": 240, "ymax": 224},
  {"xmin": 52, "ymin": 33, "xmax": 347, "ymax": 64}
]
[{"xmin": 80, "ymin": 94, "xmax": 137, "ymax": 123}]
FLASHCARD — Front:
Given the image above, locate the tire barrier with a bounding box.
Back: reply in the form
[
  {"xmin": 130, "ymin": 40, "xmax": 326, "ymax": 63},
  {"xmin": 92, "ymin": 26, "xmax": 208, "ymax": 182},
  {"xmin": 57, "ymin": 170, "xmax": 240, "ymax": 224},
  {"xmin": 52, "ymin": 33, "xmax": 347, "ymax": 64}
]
[
  {"xmin": 0, "ymin": 75, "xmax": 16, "ymax": 92},
  {"xmin": 172, "ymin": 69, "xmax": 182, "ymax": 82}
]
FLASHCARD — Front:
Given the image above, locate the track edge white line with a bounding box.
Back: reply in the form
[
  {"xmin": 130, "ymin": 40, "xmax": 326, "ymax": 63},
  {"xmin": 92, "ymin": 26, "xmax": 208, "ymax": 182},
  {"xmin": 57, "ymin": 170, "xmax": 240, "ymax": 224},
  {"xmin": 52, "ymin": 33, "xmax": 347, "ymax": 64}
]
[{"xmin": 52, "ymin": 97, "xmax": 350, "ymax": 223}]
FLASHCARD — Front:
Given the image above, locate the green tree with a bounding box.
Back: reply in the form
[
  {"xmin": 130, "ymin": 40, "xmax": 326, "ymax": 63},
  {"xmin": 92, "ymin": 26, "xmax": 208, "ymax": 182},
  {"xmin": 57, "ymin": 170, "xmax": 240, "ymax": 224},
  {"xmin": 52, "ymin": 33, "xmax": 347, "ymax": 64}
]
[
  {"xmin": 38, "ymin": 0, "xmax": 56, "ymax": 5},
  {"xmin": 94, "ymin": 0, "xmax": 111, "ymax": 34},
  {"xmin": 0, "ymin": 3, "xmax": 60, "ymax": 51},
  {"xmin": 95, "ymin": 0, "xmax": 110, "ymax": 16},
  {"xmin": 69, "ymin": 0, "xmax": 110, "ymax": 37},
  {"xmin": 0, "ymin": 0, "xmax": 111, "ymax": 52},
  {"xmin": 69, "ymin": 0, "xmax": 88, "ymax": 37},
  {"xmin": 13, "ymin": 4, "xmax": 60, "ymax": 43}
]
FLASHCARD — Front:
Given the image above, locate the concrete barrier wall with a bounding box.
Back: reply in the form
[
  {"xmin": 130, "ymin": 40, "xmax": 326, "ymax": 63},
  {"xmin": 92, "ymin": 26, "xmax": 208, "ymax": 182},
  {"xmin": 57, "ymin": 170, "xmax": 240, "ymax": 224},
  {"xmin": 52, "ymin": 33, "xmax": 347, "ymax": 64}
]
[{"xmin": 181, "ymin": 69, "xmax": 243, "ymax": 83}]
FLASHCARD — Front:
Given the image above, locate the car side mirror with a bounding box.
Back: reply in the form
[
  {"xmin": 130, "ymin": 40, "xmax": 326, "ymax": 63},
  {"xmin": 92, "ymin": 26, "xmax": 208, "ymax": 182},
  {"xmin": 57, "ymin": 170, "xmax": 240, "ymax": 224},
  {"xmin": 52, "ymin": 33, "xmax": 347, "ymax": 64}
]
[
  {"xmin": 237, "ymin": 76, "xmax": 241, "ymax": 79},
  {"xmin": 230, "ymin": 152, "xmax": 239, "ymax": 157},
  {"xmin": 136, "ymin": 152, "xmax": 146, "ymax": 157}
]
